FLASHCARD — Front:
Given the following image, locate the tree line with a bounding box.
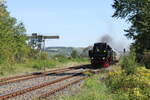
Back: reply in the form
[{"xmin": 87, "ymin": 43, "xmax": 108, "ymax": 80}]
[
  {"xmin": 0, "ymin": 1, "xmax": 29, "ymax": 64},
  {"xmin": 112, "ymin": 0, "xmax": 150, "ymax": 66}
]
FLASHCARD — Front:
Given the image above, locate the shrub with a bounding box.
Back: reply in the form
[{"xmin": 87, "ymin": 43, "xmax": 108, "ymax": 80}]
[
  {"xmin": 0, "ymin": 64, "xmax": 15, "ymax": 76},
  {"xmin": 32, "ymin": 60, "xmax": 56, "ymax": 70},
  {"xmin": 38, "ymin": 52, "xmax": 49, "ymax": 60},
  {"xmin": 143, "ymin": 51, "xmax": 150, "ymax": 69},
  {"xmin": 106, "ymin": 66, "xmax": 150, "ymax": 100},
  {"xmin": 71, "ymin": 50, "xmax": 79, "ymax": 58},
  {"xmin": 120, "ymin": 52, "xmax": 137, "ymax": 75}
]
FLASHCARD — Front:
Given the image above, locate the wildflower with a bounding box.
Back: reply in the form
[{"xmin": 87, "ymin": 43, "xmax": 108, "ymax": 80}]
[
  {"xmin": 133, "ymin": 88, "xmax": 142, "ymax": 97},
  {"xmin": 108, "ymin": 72, "xmax": 114, "ymax": 76}
]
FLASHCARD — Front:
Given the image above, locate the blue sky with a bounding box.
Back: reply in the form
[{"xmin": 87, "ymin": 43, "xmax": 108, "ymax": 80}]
[{"xmin": 6, "ymin": 0, "xmax": 132, "ymax": 50}]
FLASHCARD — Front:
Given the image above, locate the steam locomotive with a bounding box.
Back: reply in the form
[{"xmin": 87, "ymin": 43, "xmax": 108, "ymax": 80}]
[{"xmin": 89, "ymin": 42, "xmax": 116, "ymax": 68}]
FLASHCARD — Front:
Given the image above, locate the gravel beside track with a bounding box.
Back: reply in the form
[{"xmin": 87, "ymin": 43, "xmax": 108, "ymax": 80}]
[
  {"xmin": 0, "ymin": 69, "xmax": 83, "ymax": 97},
  {"xmin": 0, "ymin": 64, "xmax": 89, "ymax": 100},
  {"xmin": 9, "ymin": 76, "xmax": 84, "ymax": 100},
  {"xmin": 0, "ymin": 69, "xmax": 71, "ymax": 86},
  {"xmin": 0, "ymin": 64, "xmax": 87, "ymax": 82},
  {"xmin": 42, "ymin": 79, "xmax": 84, "ymax": 100}
]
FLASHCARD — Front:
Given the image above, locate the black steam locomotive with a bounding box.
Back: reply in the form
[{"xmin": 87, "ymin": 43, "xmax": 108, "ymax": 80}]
[{"xmin": 89, "ymin": 42, "xmax": 116, "ymax": 68}]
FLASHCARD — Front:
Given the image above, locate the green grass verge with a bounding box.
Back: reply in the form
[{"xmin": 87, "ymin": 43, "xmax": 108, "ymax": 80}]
[
  {"xmin": 0, "ymin": 57, "xmax": 89, "ymax": 77},
  {"xmin": 59, "ymin": 71, "xmax": 113, "ymax": 100}
]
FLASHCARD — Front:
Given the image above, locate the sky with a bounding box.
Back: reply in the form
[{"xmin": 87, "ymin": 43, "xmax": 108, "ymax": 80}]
[{"xmin": 6, "ymin": 0, "xmax": 132, "ymax": 50}]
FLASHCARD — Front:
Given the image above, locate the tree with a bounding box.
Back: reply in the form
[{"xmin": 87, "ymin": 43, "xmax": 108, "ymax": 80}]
[
  {"xmin": 112, "ymin": 0, "xmax": 150, "ymax": 62},
  {"xmin": 0, "ymin": 2, "xmax": 29, "ymax": 63},
  {"xmin": 71, "ymin": 50, "xmax": 79, "ymax": 58}
]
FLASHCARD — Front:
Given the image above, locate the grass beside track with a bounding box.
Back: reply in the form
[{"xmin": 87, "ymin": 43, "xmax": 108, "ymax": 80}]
[
  {"xmin": 0, "ymin": 57, "xmax": 89, "ymax": 77},
  {"xmin": 56, "ymin": 68, "xmax": 114, "ymax": 100},
  {"xmin": 55, "ymin": 65, "xmax": 150, "ymax": 100}
]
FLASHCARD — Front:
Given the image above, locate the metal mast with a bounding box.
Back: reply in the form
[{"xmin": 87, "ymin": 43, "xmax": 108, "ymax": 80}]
[{"xmin": 27, "ymin": 33, "xmax": 59, "ymax": 51}]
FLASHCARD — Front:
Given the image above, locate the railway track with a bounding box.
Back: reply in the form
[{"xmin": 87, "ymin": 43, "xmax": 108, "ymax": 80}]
[
  {"xmin": 38, "ymin": 77, "xmax": 85, "ymax": 99},
  {"xmin": 0, "ymin": 64, "xmax": 87, "ymax": 86},
  {"xmin": 0, "ymin": 64, "xmax": 90, "ymax": 100}
]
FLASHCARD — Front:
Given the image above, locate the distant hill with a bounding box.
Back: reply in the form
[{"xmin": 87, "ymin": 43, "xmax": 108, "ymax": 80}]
[
  {"xmin": 45, "ymin": 47, "xmax": 73, "ymax": 56},
  {"xmin": 45, "ymin": 46, "xmax": 92, "ymax": 57}
]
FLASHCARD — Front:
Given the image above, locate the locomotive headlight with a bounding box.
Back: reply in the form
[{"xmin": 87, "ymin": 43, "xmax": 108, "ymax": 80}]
[
  {"xmin": 104, "ymin": 50, "xmax": 106, "ymax": 53},
  {"xmin": 97, "ymin": 48, "xmax": 99, "ymax": 52},
  {"xmin": 102, "ymin": 57, "xmax": 105, "ymax": 60}
]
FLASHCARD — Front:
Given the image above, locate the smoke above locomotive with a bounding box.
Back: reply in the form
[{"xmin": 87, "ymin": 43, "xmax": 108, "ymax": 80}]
[
  {"xmin": 98, "ymin": 34, "xmax": 127, "ymax": 53},
  {"xmin": 100, "ymin": 34, "xmax": 113, "ymax": 43}
]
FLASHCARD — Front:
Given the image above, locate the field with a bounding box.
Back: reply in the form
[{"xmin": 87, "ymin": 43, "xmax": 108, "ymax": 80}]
[{"xmin": 0, "ymin": 57, "xmax": 89, "ymax": 77}]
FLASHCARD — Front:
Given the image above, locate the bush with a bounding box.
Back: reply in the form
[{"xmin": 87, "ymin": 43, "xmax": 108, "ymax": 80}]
[
  {"xmin": 143, "ymin": 51, "xmax": 150, "ymax": 69},
  {"xmin": 106, "ymin": 66, "xmax": 150, "ymax": 100},
  {"xmin": 38, "ymin": 52, "xmax": 49, "ymax": 60},
  {"xmin": 120, "ymin": 52, "xmax": 137, "ymax": 75},
  {"xmin": 0, "ymin": 64, "xmax": 15, "ymax": 76},
  {"xmin": 31, "ymin": 60, "xmax": 56, "ymax": 70},
  {"xmin": 71, "ymin": 50, "xmax": 80, "ymax": 58}
]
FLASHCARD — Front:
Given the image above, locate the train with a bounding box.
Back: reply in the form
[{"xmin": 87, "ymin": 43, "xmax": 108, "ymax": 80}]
[{"xmin": 89, "ymin": 42, "xmax": 117, "ymax": 68}]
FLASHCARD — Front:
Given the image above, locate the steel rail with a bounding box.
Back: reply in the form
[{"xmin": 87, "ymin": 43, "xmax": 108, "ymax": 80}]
[
  {"xmin": 0, "ymin": 72, "xmax": 85, "ymax": 100},
  {"xmin": 0, "ymin": 64, "xmax": 87, "ymax": 86},
  {"xmin": 0, "ymin": 64, "xmax": 85, "ymax": 82},
  {"xmin": 0, "ymin": 68, "xmax": 71, "ymax": 86},
  {"xmin": 38, "ymin": 77, "xmax": 86, "ymax": 99},
  {"xmin": 37, "ymin": 69, "xmax": 103, "ymax": 99}
]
